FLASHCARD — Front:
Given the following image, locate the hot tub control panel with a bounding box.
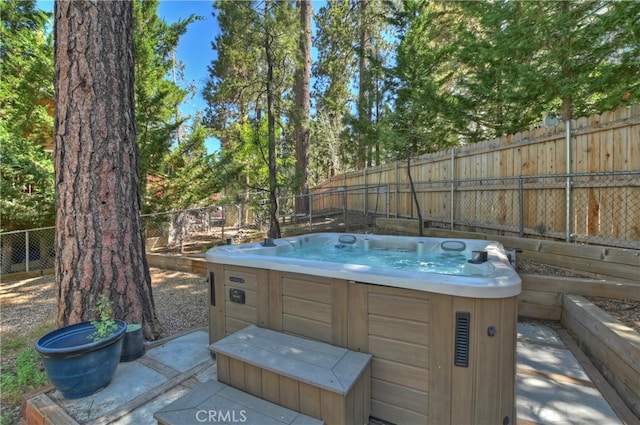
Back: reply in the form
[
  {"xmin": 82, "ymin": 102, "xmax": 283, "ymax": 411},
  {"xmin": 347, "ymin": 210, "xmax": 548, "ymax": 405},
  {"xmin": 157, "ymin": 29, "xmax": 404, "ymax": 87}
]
[{"xmin": 229, "ymin": 288, "xmax": 246, "ymax": 304}]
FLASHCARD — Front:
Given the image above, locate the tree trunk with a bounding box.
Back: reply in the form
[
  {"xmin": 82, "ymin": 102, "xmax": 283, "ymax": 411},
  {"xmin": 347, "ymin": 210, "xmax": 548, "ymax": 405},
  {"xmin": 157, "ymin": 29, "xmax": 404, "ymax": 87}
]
[
  {"xmin": 293, "ymin": 0, "xmax": 311, "ymax": 215},
  {"xmin": 54, "ymin": 1, "xmax": 162, "ymax": 339},
  {"xmin": 357, "ymin": 0, "xmax": 370, "ymax": 170},
  {"xmin": 407, "ymin": 157, "xmax": 424, "ymax": 236},
  {"xmin": 264, "ymin": 2, "xmax": 281, "ymax": 239}
]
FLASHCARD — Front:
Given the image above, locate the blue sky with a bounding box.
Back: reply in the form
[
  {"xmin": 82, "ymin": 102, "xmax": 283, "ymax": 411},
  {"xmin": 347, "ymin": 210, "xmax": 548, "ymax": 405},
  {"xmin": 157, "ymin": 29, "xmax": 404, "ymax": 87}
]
[
  {"xmin": 37, "ymin": 1, "xmax": 221, "ymax": 152},
  {"xmin": 157, "ymin": 1, "xmax": 221, "ymax": 152}
]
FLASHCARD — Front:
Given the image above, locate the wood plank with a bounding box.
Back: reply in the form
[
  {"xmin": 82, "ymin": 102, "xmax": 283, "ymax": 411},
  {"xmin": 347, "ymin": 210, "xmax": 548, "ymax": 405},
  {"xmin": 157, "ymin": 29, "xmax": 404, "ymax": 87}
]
[
  {"xmin": 225, "ymin": 316, "xmax": 253, "ymax": 336},
  {"xmin": 369, "ymin": 335, "xmax": 428, "ymax": 369},
  {"xmin": 26, "ymin": 393, "xmax": 79, "ymax": 425},
  {"xmin": 500, "ymin": 298, "xmax": 517, "ymax": 423},
  {"xmin": 217, "ymin": 353, "xmax": 230, "ymax": 384},
  {"xmin": 299, "ymin": 382, "xmax": 322, "ymax": 419},
  {"xmin": 524, "ymin": 250, "xmax": 639, "ymax": 281},
  {"xmin": 229, "ymin": 357, "xmax": 246, "ymax": 390},
  {"xmin": 347, "ymin": 282, "xmax": 369, "ymax": 353},
  {"xmin": 282, "ymin": 276, "xmax": 332, "ymax": 303},
  {"xmin": 320, "ymin": 390, "xmax": 344, "ymax": 425},
  {"xmin": 268, "ymin": 270, "xmax": 283, "ymax": 332},
  {"xmin": 563, "ymin": 295, "xmax": 640, "ymax": 374},
  {"xmin": 362, "ymin": 366, "xmax": 371, "ymax": 422},
  {"xmin": 368, "ymin": 292, "xmax": 429, "ymax": 323},
  {"xmin": 344, "ymin": 384, "xmax": 357, "ymax": 425},
  {"xmin": 371, "ymin": 399, "xmax": 428, "ymax": 425},
  {"xmin": 245, "ymin": 362, "xmax": 263, "ymax": 398},
  {"xmin": 282, "ymin": 314, "xmax": 332, "ymax": 344},
  {"xmin": 474, "ymin": 298, "xmax": 501, "ymax": 424},
  {"xmin": 518, "ymin": 289, "xmax": 562, "ymax": 307},
  {"xmin": 261, "ymin": 369, "xmax": 280, "ymax": 405},
  {"xmin": 224, "ymin": 268, "xmax": 257, "ymax": 287},
  {"xmin": 372, "ymin": 357, "xmax": 428, "ymax": 392},
  {"xmin": 629, "ymin": 121, "xmax": 640, "ymax": 170},
  {"xmin": 522, "ymin": 275, "xmax": 640, "ymax": 301},
  {"xmin": 428, "ymin": 293, "xmax": 452, "ymax": 424},
  {"xmin": 367, "ymin": 281, "xmax": 432, "ymax": 300},
  {"xmin": 331, "ymin": 279, "xmax": 349, "ymax": 347},
  {"xmin": 371, "ymin": 378, "xmax": 428, "ymax": 417},
  {"xmin": 518, "ymin": 302, "xmax": 562, "ymax": 321},
  {"xmin": 279, "ymin": 375, "xmax": 299, "ymax": 412},
  {"xmin": 256, "ymin": 268, "xmax": 270, "ymax": 328},
  {"xmin": 369, "ymin": 314, "xmax": 428, "ymax": 346},
  {"xmin": 537, "ymin": 239, "xmax": 640, "ymax": 266},
  {"xmin": 225, "ymin": 301, "xmax": 257, "ymax": 324},
  {"xmin": 282, "ymin": 296, "xmax": 331, "ymax": 323}
]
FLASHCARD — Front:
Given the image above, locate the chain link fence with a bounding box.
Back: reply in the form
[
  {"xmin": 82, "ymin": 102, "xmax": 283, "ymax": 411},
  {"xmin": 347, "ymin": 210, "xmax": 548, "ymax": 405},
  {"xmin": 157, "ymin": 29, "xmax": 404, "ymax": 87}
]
[
  {"xmin": 321, "ymin": 171, "xmax": 639, "ymax": 250},
  {"xmin": 0, "ymin": 227, "xmax": 55, "ymax": 275},
  {"xmin": 1, "ymin": 171, "xmax": 637, "ymax": 276}
]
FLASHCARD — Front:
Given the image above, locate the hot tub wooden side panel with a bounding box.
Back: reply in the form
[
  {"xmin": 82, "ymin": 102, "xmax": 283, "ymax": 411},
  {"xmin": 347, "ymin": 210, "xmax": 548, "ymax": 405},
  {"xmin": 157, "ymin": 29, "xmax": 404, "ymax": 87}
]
[
  {"xmin": 351, "ymin": 284, "xmax": 431, "ymax": 424},
  {"xmin": 207, "ymin": 264, "xmax": 517, "ymax": 425},
  {"xmin": 208, "ymin": 264, "xmax": 270, "ymax": 342}
]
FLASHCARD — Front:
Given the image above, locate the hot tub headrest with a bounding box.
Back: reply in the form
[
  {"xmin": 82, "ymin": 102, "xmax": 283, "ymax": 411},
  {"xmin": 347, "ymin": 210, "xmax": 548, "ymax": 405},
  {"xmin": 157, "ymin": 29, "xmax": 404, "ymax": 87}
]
[
  {"xmin": 338, "ymin": 235, "xmax": 357, "ymax": 244},
  {"xmin": 441, "ymin": 240, "xmax": 466, "ymax": 252}
]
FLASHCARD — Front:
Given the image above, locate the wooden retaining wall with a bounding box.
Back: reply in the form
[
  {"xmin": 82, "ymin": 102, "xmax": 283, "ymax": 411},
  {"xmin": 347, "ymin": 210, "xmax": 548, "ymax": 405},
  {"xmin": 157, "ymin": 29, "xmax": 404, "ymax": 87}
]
[
  {"xmin": 562, "ymin": 295, "xmax": 640, "ymax": 419},
  {"xmin": 376, "ymin": 219, "xmax": 640, "ymax": 282},
  {"xmin": 146, "ymin": 253, "xmax": 207, "ymax": 275},
  {"xmin": 518, "ymin": 275, "xmax": 640, "ymax": 321},
  {"xmin": 2, "ymin": 254, "xmax": 208, "ymax": 283}
]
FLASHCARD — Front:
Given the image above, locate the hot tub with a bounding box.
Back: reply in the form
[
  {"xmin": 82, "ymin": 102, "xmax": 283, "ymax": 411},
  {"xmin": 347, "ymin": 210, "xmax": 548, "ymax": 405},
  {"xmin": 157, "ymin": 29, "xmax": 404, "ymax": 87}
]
[{"xmin": 206, "ymin": 233, "xmax": 521, "ymax": 424}]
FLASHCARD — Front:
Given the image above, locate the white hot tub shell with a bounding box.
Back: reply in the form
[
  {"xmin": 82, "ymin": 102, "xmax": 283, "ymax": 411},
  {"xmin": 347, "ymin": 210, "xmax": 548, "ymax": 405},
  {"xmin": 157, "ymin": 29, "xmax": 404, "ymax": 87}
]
[{"xmin": 206, "ymin": 233, "xmax": 521, "ymax": 424}]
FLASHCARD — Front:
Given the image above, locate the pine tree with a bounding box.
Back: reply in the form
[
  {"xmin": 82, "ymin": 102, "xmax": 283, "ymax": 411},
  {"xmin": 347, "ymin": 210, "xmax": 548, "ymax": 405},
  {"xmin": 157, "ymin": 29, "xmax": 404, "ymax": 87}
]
[
  {"xmin": 54, "ymin": 0, "xmax": 162, "ymax": 339},
  {"xmin": 204, "ymin": 1, "xmax": 297, "ymax": 237},
  {"xmin": 0, "ymin": 0, "xmax": 55, "ymax": 231},
  {"xmin": 133, "ymin": 0, "xmax": 200, "ymax": 212},
  {"xmin": 293, "ymin": 0, "xmax": 311, "ymax": 214}
]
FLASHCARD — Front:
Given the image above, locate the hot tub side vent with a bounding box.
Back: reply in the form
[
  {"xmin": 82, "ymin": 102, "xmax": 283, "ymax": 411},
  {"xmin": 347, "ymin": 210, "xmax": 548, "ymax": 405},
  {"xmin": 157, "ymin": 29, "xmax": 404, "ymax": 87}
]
[{"xmin": 454, "ymin": 311, "xmax": 470, "ymax": 368}]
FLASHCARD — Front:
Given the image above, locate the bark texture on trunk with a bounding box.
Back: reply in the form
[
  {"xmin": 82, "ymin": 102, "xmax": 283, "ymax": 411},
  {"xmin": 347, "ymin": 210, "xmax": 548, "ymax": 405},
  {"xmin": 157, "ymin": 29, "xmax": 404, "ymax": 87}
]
[
  {"xmin": 265, "ymin": 1, "xmax": 281, "ymax": 239},
  {"xmin": 54, "ymin": 0, "xmax": 162, "ymax": 339},
  {"xmin": 294, "ymin": 0, "xmax": 311, "ymax": 214}
]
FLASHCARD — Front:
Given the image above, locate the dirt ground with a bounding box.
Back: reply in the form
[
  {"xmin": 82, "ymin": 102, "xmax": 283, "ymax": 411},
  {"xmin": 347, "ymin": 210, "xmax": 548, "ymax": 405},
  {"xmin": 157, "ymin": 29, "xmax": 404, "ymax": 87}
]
[{"xmin": 0, "ymin": 268, "xmax": 207, "ymax": 424}]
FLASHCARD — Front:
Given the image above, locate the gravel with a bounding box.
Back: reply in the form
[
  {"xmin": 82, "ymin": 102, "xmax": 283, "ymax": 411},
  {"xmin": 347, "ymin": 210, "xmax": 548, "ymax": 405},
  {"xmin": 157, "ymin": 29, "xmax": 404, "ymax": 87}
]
[
  {"xmin": 0, "ymin": 268, "xmax": 207, "ymax": 342},
  {"xmin": 515, "ymin": 259, "xmax": 639, "ymax": 332}
]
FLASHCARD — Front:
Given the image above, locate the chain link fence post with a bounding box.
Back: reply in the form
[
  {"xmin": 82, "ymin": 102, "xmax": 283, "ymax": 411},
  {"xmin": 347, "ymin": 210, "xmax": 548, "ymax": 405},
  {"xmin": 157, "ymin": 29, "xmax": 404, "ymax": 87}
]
[{"xmin": 518, "ymin": 176, "xmax": 524, "ymax": 238}]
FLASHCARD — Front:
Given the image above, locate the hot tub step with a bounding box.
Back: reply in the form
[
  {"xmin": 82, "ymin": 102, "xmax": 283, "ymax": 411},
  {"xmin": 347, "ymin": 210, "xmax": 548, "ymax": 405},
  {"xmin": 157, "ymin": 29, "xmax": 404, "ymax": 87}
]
[
  {"xmin": 154, "ymin": 380, "xmax": 324, "ymax": 425},
  {"xmin": 211, "ymin": 326, "xmax": 372, "ymax": 425}
]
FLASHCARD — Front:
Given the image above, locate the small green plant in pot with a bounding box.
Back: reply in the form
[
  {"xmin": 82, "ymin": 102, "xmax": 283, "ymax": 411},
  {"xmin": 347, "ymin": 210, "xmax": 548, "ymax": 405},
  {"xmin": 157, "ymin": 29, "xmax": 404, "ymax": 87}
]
[{"xmin": 89, "ymin": 294, "xmax": 118, "ymax": 341}]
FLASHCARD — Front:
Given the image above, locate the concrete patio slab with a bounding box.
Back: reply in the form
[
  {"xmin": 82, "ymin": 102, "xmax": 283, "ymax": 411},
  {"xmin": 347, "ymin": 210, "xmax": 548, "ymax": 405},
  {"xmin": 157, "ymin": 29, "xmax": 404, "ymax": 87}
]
[
  {"xmin": 516, "ymin": 373, "xmax": 621, "ymax": 425},
  {"xmin": 48, "ymin": 361, "xmax": 168, "ymax": 422},
  {"xmin": 144, "ymin": 330, "xmax": 212, "ymax": 373},
  {"xmin": 515, "ymin": 322, "xmax": 626, "ymax": 425},
  {"xmin": 517, "ymin": 342, "xmax": 591, "ymax": 383}
]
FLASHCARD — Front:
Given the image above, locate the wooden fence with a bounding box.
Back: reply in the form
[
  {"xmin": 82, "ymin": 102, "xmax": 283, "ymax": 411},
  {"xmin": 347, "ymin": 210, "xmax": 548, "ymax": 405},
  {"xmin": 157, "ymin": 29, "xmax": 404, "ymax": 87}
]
[{"xmin": 311, "ymin": 105, "xmax": 640, "ymax": 249}]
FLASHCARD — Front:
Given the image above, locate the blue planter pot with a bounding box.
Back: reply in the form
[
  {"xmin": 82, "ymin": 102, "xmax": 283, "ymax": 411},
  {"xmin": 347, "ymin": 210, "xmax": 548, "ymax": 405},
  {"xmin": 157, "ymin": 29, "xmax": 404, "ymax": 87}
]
[{"xmin": 35, "ymin": 319, "xmax": 127, "ymax": 399}]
